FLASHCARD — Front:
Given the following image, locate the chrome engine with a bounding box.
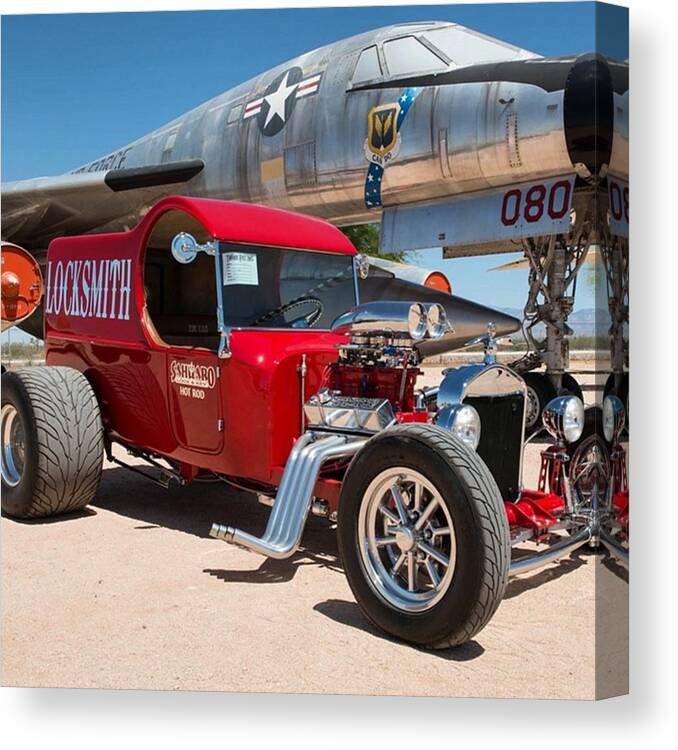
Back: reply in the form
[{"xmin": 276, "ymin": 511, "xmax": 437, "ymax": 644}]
[
  {"xmin": 210, "ymin": 301, "xmax": 528, "ymax": 559},
  {"xmin": 208, "ymin": 300, "xmax": 627, "ymax": 576}
]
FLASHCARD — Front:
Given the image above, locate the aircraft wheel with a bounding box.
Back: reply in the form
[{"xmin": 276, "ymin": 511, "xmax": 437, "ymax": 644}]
[
  {"xmin": 337, "ymin": 424, "xmax": 509, "ymax": 649},
  {"xmin": 561, "ymin": 373, "xmax": 584, "ymax": 401},
  {"xmin": 522, "ymin": 373, "xmax": 556, "ymax": 437}
]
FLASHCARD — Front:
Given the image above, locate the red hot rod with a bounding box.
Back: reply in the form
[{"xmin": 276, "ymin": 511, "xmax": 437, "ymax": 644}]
[{"xmin": 1, "ymin": 196, "xmax": 628, "ymax": 648}]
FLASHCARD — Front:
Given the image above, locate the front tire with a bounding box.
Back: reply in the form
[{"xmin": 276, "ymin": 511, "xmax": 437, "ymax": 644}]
[
  {"xmin": 337, "ymin": 424, "xmax": 509, "ymax": 649},
  {"xmin": 1, "ymin": 366, "xmax": 104, "ymax": 519}
]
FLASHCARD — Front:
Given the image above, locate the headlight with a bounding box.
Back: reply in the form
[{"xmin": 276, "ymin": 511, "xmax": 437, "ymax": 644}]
[
  {"xmin": 437, "ymin": 403, "xmax": 481, "ymax": 450},
  {"xmin": 603, "ymin": 394, "xmax": 625, "ymax": 443},
  {"xmin": 425, "ymin": 303, "xmax": 447, "ymax": 339},
  {"xmin": 407, "ymin": 303, "xmax": 428, "ymax": 340},
  {"xmin": 542, "ymin": 395, "xmax": 585, "ymax": 444}
]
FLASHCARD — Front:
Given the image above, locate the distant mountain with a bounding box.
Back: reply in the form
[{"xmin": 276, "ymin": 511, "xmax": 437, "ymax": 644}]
[{"xmin": 501, "ymin": 308, "xmax": 612, "ymax": 338}]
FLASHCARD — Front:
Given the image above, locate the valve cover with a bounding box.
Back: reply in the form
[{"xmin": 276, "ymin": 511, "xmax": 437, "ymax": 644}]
[{"xmin": 304, "ymin": 393, "xmax": 396, "ymax": 434}]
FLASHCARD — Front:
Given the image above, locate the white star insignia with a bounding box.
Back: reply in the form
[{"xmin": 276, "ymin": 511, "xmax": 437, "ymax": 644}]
[{"xmin": 263, "ymin": 72, "xmax": 298, "ymax": 128}]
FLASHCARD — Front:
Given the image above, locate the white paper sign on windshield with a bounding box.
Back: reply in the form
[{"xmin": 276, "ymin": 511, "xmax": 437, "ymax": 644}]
[{"xmin": 223, "ymin": 252, "xmax": 259, "ymax": 286}]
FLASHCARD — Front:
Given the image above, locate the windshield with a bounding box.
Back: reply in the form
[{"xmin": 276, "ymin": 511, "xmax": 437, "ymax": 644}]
[
  {"xmin": 424, "ymin": 27, "xmax": 538, "ymax": 67},
  {"xmin": 352, "ymin": 45, "xmax": 382, "ymax": 85},
  {"xmin": 218, "ymin": 243, "xmax": 357, "ymax": 330},
  {"xmin": 382, "ymin": 36, "xmax": 447, "ymax": 77}
]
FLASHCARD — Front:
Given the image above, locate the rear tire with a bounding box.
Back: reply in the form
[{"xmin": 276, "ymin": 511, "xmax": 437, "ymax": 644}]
[
  {"xmin": 337, "ymin": 424, "xmax": 509, "ymax": 649},
  {"xmin": 1, "ymin": 366, "xmax": 104, "ymax": 519}
]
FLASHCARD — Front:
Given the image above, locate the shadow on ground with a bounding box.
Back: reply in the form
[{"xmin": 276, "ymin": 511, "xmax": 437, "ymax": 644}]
[
  {"xmin": 313, "ymin": 598, "xmax": 485, "ymax": 661},
  {"xmin": 54, "ymin": 465, "xmax": 616, "ymax": 594},
  {"xmin": 505, "ymin": 546, "xmax": 591, "ymax": 599},
  {"xmin": 91, "ymin": 465, "xmax": 334, "ymax": 540},
  {"xmin": 599, "ymin": 549, "xmax": 629, "ymax": 582},
  {"xmin": 204, "ymin": 544, "xmax": 342, "ymax": 584},
  {"xmin": 90, "ymin": 467, "xmax": 256, "ymax": 538},
  {"xmin": 90, "ymin": 465, "xmax": 342, "ymax": 583},
  {"xmin": 2, "ymin": 507, "xmax": 97, "ymax": 524}
]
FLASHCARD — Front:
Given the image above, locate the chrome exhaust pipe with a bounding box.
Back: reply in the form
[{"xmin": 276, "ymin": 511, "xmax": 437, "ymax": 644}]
[
  {"xmin": 210, "ymin": 431, "xmax": 367, "ymax": 559},
  {"xmin": 509, "ymin": 527, "xmax": 592, "ymax": 577}
]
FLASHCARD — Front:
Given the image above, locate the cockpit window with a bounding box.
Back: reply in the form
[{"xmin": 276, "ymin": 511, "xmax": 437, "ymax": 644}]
[
  {"xmin": 383, "ymin": 36, "xmax": 447, "ymax": 77},
  {"xmin": 424, "ymin": 27, "xmax": 537, "ymax": 67},
  {"xmin": 352, "ymin": 45, "xmax": 382, "ymax": 85}
]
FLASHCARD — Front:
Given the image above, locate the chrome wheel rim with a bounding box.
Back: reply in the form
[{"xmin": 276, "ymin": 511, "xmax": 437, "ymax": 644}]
[
  {"xmin": 525, "ymin": 385, "xmax": 540, "ymax": 430},
  {"xmin": 358, "ymin": 468, "xmax": 456, "ymax": 613},
  {"xmin": 1, "ymin": 404, "xmax": 26, "ymax": 487}
]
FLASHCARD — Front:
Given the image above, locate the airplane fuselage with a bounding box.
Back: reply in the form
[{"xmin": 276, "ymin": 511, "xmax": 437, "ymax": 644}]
[{"xmin": 61, "ymin": 22, "xmax": 627, "ymax": 240}]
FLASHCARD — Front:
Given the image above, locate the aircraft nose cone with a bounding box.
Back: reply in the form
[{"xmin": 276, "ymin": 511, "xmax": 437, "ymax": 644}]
[{"xmin": 416, "ymin": 292, "xmax": 520, "ymax": 360}]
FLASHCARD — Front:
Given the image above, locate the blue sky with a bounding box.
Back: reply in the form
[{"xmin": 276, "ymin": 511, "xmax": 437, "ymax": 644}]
[{"xmin": 1, "ymin": 2, "xmax": 628, "ymax": 336}]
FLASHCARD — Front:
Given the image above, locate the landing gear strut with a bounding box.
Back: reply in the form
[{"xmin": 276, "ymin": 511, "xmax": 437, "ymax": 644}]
[{"xmin": 511, "ymin": 187, "xmax": 628, "ymax": 427}]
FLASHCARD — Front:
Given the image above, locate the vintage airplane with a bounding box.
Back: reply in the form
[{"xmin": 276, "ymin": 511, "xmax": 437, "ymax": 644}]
[{"xmin": 1, "ymin": 20, "xmax": 628, "ymax": 420}]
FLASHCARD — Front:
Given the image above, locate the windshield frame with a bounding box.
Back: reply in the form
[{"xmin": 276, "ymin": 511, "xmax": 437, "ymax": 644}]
[{"xmin": 213, "ymin": 240, "xmax": 360, "ymax": 358}]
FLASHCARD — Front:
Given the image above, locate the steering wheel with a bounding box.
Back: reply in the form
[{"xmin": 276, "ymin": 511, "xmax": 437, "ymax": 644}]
[{"xmin": 250, "ymin": 297, "xmax": 324, "ymax": 328}]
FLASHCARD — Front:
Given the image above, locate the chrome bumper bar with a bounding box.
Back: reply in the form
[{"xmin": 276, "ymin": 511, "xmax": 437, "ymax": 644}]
[
  {"xmin": 509, "ymin": 526, "xmax": 629, "ymax": 576},
  {"xmin": 509, "ymin": 527, "xmax": 592, "ymax": 577},
  {"xmin": 210, "ymin": 431, "xmax": 366, "ymax": 559}
]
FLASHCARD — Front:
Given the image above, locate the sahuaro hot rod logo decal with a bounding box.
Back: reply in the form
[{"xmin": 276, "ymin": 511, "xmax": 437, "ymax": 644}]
[
  {"xmin": 170, "ymin": 361, "xmax": 217, "ymax": 389},
  {"xmin": 171, "ymin": 360, "xmax": 217, "ymax": 401}
]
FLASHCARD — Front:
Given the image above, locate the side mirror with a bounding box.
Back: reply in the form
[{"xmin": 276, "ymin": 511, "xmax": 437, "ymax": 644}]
[
  {"xmin": 355, "ymin": 254, "xmax": 370, "ymax": 279},
  {"xmin": 171, "ymin": 232, "xmax": 217, "ymax": 264}
]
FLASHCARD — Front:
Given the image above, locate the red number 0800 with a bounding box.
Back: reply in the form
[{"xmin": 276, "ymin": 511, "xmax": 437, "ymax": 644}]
[{"xmin": 500, "ymin": 180, "xmax": 572, "ymax": 227}]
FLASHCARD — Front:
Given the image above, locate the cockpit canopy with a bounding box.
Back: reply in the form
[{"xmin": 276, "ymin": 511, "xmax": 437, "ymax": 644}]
[{"xmin": 351, "ymin": 22, "xmax": 539, "ymax": 86}]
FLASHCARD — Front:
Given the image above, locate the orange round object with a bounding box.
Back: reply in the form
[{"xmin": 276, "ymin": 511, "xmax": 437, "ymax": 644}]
[
  {"xmin": 2, "ymin": 271, "xmax": 21, "ymax": 299},
  {"xmin": 423, "ymin": 271, "xmax": 452, "ymax": 294},
  {"xmin": 1, "ymin": 242, "xmax": 43, "ymax": 332}
]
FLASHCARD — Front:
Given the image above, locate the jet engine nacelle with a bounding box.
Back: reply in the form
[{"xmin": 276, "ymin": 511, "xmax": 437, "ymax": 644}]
[{"xmin": 1, "ymin": 242, "xmax": 43, "ymax": 333}]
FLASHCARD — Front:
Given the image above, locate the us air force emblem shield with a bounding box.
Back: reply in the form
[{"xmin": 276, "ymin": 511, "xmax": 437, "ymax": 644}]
[{"xmin": 364, "ymin": 102, "xmax": 402, "ymax": 166}]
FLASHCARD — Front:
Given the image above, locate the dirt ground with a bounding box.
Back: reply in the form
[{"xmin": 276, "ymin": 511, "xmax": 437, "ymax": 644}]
[{"xmin": 0, "ymin": 366, "xmax": 628, "ymax": 700}]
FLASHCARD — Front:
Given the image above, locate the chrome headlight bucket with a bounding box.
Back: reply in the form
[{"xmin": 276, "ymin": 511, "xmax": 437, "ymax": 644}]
[
  {"xmin": 542, "ymin": 395, "xmax": 585, "ymax": 444},
  {"xmin": 603, "ymin": 394, "xmax": 625, "ymax": 443},
  {"xmin": 436, "ymin": 403, "xmax": 481, "ymax": 451}
]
